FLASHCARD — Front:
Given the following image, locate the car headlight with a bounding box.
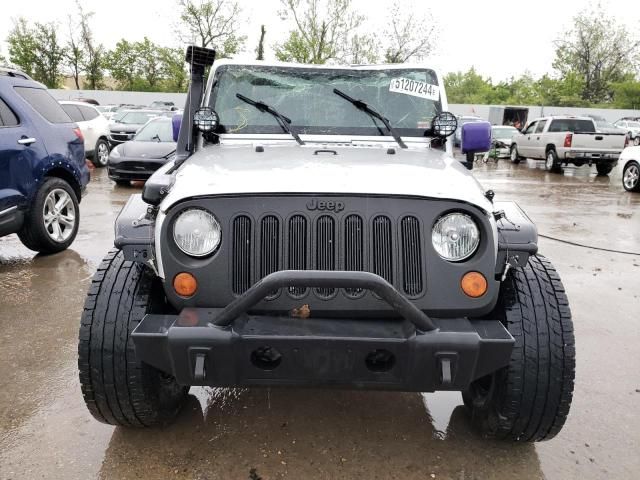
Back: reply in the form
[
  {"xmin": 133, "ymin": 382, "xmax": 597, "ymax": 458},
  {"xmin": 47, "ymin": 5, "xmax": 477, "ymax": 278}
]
[
  {"xmin": 432, "ymin": 213, "xmax": 480, "ymax": 261},
  {"xmin": 173, "ymin": 209, "xmax": 221, "ymax": 257}
]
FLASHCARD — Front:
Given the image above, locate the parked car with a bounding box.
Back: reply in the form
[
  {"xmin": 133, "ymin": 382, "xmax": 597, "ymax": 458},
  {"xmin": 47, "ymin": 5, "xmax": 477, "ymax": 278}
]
[
  {"xmin": 78, "ymin": 48, "xmax": 575, "ymax": 443},
  {"xmin": 613, "ymin": 119, "xmax": 640, "ymax": 146},
  {"xmin": 107, "ymin": 109, "xmax": 163, "ymax": 147},
  {"xmin": 149, "ymin": 100, "xmax": 177, "ymax": 111},
  {"xmin": 510, "ymin": 115, "xmax": 626, "ymax": 175},
  {"xmin": 107, "ymin": 116, "xmax": 178, "ymax": 186},
  {"xmin": 0, "ymin": 68, "xmax": 89, "ymax": 253},
  {"xmin": 454, "ymin": 115, "xmax": 483, "ymax": 146},
  {"xmin": 619, "ymin": 146, "xmax": 640, "ymax": 192},
  {"xmin": 491, "ymin": 125, "xmax": 519, "ymax": 157},
  {"xmin": 96, "ymin": 105, "xmax": 119, "ymax": 121},
  {"xmin": 59, "ymin": 101, "xmax": 111, "ymax": 167}
]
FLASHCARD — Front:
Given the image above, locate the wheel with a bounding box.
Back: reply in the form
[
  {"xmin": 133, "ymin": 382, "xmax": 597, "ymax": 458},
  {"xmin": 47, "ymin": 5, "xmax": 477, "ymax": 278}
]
[
  {"xmin": 545, "ymin": 149, "xmax": 561, "ymax": 172},
  {"xmin": 595, "ymin": 162, "xmax": 613, "ymax": 176},
  {"xmin": 17, "ymin": 177, "xmax": 79, "ymax": 254},
  {"xmin": 633, "ymin": 136, "xmax": 640, "ymax": 146},
  {"xmin": 509, "ymin": 144, "xmax": 521, "ymax": 164},
  {"xmin": 91, "ymin": 138, "xmax": 110, "ymax": 168},
  {"xmin": 463, "ymin": 255, "xmax": 575, "ymax": 442},
  {"xmin": 623, "ymin": 160, "xmax": 640, "ymax": 192},
  {"xmin": 78, "ymin": 249, "xmax": 188, "ymax": 427}
]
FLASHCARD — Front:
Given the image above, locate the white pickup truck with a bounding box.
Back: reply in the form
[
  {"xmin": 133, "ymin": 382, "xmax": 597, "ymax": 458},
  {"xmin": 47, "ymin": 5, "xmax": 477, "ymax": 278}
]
[{"xmin": 509, "ymin": 115, "xmax": 627, "ymax": 175}]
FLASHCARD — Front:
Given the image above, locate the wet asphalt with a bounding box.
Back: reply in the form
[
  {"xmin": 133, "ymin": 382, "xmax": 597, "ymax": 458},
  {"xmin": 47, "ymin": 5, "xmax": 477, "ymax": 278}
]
[{"xmin": 0, "ymin": 157, "xmax": 639, "ymax": 480}]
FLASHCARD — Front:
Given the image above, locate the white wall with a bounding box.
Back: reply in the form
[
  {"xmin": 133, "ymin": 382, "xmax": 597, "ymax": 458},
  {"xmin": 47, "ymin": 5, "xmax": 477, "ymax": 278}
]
[
  {"xmin": 48, "ymin": 89, "xmax": 640, "ymax": 125},
  {"xmin": 449, "ymin": 104, "xmax": 640, "ymax": 124}
]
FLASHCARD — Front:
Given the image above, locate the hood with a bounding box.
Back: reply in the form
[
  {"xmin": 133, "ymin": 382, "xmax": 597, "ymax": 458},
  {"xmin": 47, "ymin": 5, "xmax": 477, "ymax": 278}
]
[
  {"xmin": 119, "ymin": 141, "xmax": 176, "ymax": 159},
  {"xmin": 109, "ymin": 123, "xmax": 142, "ymax": 133},
  {"xmin": 160, "ymin": 143, "xmax": 493, "ymax": 213}
]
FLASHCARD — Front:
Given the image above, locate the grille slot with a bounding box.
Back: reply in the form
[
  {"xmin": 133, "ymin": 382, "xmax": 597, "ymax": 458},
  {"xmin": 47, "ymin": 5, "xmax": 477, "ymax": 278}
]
[
  {"xmin": 260, "ymin": 215, "xmax": 280, "ymax": 298},
  {"xmin": 287, "ymin": 215, "xmax": 308, "ymax": 297},
  {"xmin": 232, "ymin": 215, "xmax": 252, "ymax": 295},
  {"xmin": 372, "ymin": 215, "xmax": 393, "ymax": 284},
  {"xmin": 400, "ymin": 216, "xmax": 423, "ymax": 296},
  {"xmin": 344, "ymin": 214, "xmax": 364, "ymax": 297},
  {"xmin": 315, "ymin": 215, "xmax": 336, "ymax": 298}
]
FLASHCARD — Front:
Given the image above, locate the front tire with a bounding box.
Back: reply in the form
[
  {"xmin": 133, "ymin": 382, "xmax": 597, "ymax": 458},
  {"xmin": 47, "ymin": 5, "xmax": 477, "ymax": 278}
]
[
  {"xmin": 509, "ymin": 144, "xmax": 521, "ymax": 164},
  {"xmin": 463, "ymin": 255, "xmax": 575, "ymax": 441},
  {"xmin": 92, "ymin": 138, "xmax": 110, "ymax": 167},
  {"xmin": 623, "ymin": 160, "xmax": 640, "ymax": 192},
  {"xmin": 78, "ymin": 249, "xmax": 188, "ymax": 427},
  {"xmin": 18, "ymin": 177, "xmax": 79, "ymax": 254},
  {"xmin": 633, "ymin": 136, "xmax": 640, "ymax": 146}
]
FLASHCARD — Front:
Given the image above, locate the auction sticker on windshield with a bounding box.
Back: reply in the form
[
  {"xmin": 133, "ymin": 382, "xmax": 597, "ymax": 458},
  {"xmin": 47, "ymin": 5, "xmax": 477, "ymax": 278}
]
[{"xmin": 389, "ymin": 78, "xmax": 440, "ymax": 101}]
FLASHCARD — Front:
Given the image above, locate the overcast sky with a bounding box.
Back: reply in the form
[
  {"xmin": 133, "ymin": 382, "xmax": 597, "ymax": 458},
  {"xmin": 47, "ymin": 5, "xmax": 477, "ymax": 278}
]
[{"xmin": 1, "ymin": 0, "xmax": 638, "ymax": 81}]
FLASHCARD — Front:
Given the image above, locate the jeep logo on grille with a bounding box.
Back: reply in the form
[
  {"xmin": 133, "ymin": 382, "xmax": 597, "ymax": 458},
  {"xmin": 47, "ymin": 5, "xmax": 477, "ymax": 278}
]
[{"xmin": 306, "ymin": 199, "xmax": 345, "ymax": 213}]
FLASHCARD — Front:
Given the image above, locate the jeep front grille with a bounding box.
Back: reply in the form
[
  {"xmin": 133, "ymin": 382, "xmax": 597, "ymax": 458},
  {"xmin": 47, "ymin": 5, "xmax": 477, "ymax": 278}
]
[{"xmin": 231, "ymin": 212, "xmax": 426, "ymax": 300}]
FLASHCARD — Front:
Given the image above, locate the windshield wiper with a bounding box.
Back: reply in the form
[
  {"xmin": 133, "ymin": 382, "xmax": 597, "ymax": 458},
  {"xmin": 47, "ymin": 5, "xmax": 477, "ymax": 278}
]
[
  {"xmin": 152, "ymin": 134, "xmax": 161, "ymax": 142},
  {"xmin": 235, "ymin": 93, "xmax": 305, "ymax": 145},
  {"xmin": 332, "ymin": 88, "xmax": 407, "ymax": 148}
]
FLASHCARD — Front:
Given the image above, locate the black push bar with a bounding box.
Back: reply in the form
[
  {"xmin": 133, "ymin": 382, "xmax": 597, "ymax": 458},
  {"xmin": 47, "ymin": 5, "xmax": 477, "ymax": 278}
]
[{"xmin": 211, "ymin": 270, "xmax": 437, "ymax": 332}]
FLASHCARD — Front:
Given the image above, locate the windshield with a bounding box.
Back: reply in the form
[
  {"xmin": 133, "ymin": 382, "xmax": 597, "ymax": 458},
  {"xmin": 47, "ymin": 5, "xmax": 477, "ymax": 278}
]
[
  {"xmin": 134, "ymin": 118, "xmax": 174, "ymax": 142},
  {"xmin": 117, "ymin": 111, "xmax": 159, "ymax": 124},
  {"xmin": 492, "ymin": 127, "xmax": 517, "ymax": 138},
  {"xmin": 209, "ymin": 65, "xmax": 442, "ymax": 137}
]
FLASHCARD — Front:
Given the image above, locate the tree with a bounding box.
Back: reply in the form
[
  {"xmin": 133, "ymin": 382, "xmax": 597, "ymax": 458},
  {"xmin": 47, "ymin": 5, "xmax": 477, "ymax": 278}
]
[
  {"xmin": 275, "ymin": 0, "xmax": 374, "ymax": 64},
  {"xmin": 160, "ymin": 47, "xmax": 189, "ymax": 92},
  {"xmin": 78, "ymin": 5, "xmax": 106, "ymax": 89},
  {"xmin": 177, "ymin": 0, "xmax": 246, "ymax": 58},
  {"xmin": 612, "ymin": 79, "xmax": 640, "ymax": 109},
  {"xmin": 6, "ymin": 18, "xmax": 38, "ymax": 78},
  {"xmin": 65, "ymin": 12, "xmax": 85, "ymax": 90},
  {"xmin": 383, "ymin": 1, "xmax": 437, "ymax": 63},
  {"xmin": 553, "ymin": 4, "xmax": 640, "ymax": 103},
  {"xmin": 444, "ymin": 68, "xmax": 494, "ymax": 104},
  {"xmin": 256, "ymin": 25, "xmax": 266, "ymax": 60},
  {"xmin": 106, "ymin": 39, "xmax": 139, "ymax": 90},
  {"xmin": 7, "ymin": 18, "xmax": 66, "ymax": 88},
  {"xmin": 135, "ymin": 37, "xmax": 163, "ymax": 89}
]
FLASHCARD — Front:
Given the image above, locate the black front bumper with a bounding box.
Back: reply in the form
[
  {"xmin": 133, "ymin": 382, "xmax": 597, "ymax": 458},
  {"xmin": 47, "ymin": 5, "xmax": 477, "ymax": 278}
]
[
  {"xmin": 132, "ymin": 271, "xmax": 514, "ymax": 391},
  {"xmin": 108, "ymin": 159, "xmax": 167, "ymax": 182}
]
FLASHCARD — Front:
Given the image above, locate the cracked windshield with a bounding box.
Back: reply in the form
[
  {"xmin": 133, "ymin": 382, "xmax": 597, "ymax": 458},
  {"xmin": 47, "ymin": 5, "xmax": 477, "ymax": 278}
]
[{"xmin": 210, "ymin": 65, "xmax": 442, "ymax": 136}]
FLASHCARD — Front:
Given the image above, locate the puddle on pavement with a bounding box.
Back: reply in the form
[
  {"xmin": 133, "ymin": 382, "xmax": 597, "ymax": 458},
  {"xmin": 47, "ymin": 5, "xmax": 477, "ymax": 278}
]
[{"xmin": 421, "ymin": 391, "xmax": 463, "ymax": 440}]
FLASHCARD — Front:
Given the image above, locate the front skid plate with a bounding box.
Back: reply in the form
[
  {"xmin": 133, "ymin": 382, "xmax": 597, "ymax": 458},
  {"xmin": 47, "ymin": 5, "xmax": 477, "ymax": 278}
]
[{"xmin": 132, "ymin": 311, "xmax": 513, "ymax": 391}]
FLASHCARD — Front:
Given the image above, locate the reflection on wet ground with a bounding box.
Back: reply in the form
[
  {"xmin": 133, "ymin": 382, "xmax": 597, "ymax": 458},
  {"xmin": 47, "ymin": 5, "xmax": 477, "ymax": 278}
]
[{"xmin": 1, "ymin": 163, "xmax": 639, "ymax": 479}]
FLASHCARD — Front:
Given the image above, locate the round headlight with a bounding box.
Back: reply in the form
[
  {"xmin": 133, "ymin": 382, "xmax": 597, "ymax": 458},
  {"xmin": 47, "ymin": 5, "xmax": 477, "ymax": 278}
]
[
  {"xmin": 432, "ymin": 111, "xmax": 458, "ymax": 137},
  {"xmin": 432, "ymin": 213, "xmax": 480, "ymax": 261},
  {"xmin": 173, "ymin": 209, "xmax": 221, "ymax": 257}
]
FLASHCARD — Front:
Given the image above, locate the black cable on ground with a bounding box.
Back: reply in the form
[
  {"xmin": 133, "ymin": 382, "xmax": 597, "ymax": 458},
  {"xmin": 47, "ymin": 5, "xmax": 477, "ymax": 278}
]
[{"xmin": 538, "ymin": 234, "xmax": 640, "ymax": 256}]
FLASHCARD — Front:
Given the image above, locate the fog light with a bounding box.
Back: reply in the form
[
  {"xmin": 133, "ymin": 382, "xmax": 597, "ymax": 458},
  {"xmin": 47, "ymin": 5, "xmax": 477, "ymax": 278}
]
[
  {"xmin": 174, "ymin": 272, "xmax": 197, "ymax": 297},
  {"xmin": 461, "ymin": 271, "xmax": 487, "ymax": 298}
]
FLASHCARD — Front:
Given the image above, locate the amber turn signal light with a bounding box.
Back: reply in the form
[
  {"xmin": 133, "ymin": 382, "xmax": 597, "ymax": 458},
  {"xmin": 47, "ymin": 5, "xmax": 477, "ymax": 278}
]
[
  {"xmin": 461, "ymin": 271, "xmax": 487, "ymax": 298},
  {"xmin": 174, "ymin": 272, "xmax": 197, "ymax": 297}
]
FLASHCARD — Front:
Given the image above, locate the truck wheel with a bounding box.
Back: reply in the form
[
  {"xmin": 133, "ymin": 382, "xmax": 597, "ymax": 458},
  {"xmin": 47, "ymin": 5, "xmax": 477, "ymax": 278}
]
[
  {"xmin": 545, "ymin": 149, "xmax": 561, "ymax": 172},
  {"xmin": 18, "ymin": 177, "xmax": 80, "ymax": 254},
  {"xmin": 463, "ymin": 255, "xmax": 575, "ymax": 442},
  {"xmin": 595, "ymin": 162, "xmax": 613, "ymax": 176},
  {"xmin": 634, "ymin": 136, "xmax": 640, "ymax": 146},
  {"xmin": 509, "ymin": 145, "xmax": 521, "ymax": 164},
  {"xmin": 78, "ymin": 249, "xmax": 188, "ymax": 427},
  {"xmin": 91, "ymin": 138, "xmax": 110, "ymax": 167},
  {"xmin": 623, "ymin": 160, "xmax": 640, "ymax": 191}
]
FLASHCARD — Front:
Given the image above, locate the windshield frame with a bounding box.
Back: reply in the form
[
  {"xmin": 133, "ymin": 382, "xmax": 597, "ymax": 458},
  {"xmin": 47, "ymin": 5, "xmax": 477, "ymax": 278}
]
[{"xmin": 204, "ymin": 60, "xmax": 447, "ymax": 142}]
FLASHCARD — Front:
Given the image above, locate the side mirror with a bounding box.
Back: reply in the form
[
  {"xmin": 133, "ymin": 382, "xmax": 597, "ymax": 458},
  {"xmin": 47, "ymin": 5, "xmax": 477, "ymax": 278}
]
[
  {"xmin": 461, "ymin": 121, "xmax": 492, "ymax": 154},
  {"xmin": 172, "ymin": 114, "xmax": 182, "ymax": 142}
]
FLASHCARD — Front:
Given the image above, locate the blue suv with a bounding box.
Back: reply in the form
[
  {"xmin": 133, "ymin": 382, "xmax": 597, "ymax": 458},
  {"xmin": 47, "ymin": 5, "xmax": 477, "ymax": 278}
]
[{"xmin": 0, "ymin": 68, "xmax": 89, "ymax": 253}]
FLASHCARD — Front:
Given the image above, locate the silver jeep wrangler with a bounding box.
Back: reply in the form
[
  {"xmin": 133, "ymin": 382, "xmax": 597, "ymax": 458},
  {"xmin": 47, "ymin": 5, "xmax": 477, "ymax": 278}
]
[{"xmin": 78, "ymin": 47, "xmax": 574, "ymax": 441}]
